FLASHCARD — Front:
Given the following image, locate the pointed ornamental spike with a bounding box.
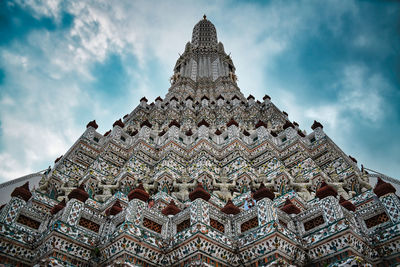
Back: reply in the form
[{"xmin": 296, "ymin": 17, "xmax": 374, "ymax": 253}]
[
  {"xmin": 297, "ymin": 130, "xmax": 305, "ymax": 137},
  {"xmin": 197, "ymin": 119, "xmax": 209, "ymax": 128},
  {"xmin": 316, "ymin": 181, "xmax": 337, "ymax": 199},
  {"xmin": 68, "ymin": 183, "xmax": 89, "ymax": 202},
  {"xmin": 348, "ymin": 155, "xmax": 357, "ymax": 164},
  {"xmin": 214, "ymin": 129, "xmax": 222, "ymax": 135},
  {"xmin": 158, "ymin": 130, "xmax": 166, "ymax": 137},
  {"xmin": 11, "ymin": 181, "xmax": 32, "ymax": 202},
  {"xmin": 311, "ymin": 120, "xmax": 323, "ymax": 130},
  {"xmin": 253, "ymin": 182, "xmax": 275, "ymax": 201},
  {"xmin": 221, "ymin": 199, "xmax": 240, "ymax": 215},
  {"xmin": 189, "ymin": 183, "xmax": 211, "ymax": 201},
  {"xmin": 162, "ymin": 200, "xmax": 181, "ymax": 216},
  {"xmin": 168, "ymin": 120, "xmax": 180, "ymax": 128},
  {"xmin": 113, "ymin": 119, "xmax": 125, "ymax": 128},
  {"xmin": 128, "ymin": 183, "xmax": 150, "ymax": 202},
  {"xmin": 129, "ymin": 129, "xmax": 138, "ymax": 136},
  {"xmin": 201, "ymin": 95, "xmax": 209, "ymax": 101},
  {"xmin": 226, "ymin": 118, "xmax": 239, "ymax": 128},
  {"xmin": 263, "ymin": 95, "xmax": 271, "ymax": 100},
  {"xmin": 54, "ymin": 155, "xmax": 63, "ymax": 163},
  {"xmin": 186, "ymin": 95, "xmax": 194, "ymax": 101},
  {"xmin": 170, "ymin": 96, "xmax": 178, "ymax": 102},
  {"xmin": 247, "ymin": 95, "xmax": 255, "ymax": 100},
  {"xmin": 51, "ymin": 199, "xmax": 66, "ymax": 215},
  {"xmin": 185, "ymin": 129, "xmax": 193, "ymax": 136},
  {"xmin": 216, "ymin": 95, "xmax": 224, "ymax": 100},
  {"xmin": 339, "ymin": 195, "xmax": 356, "ymax": 212},
  {"xmin": 104, "ymin": 130, "xmax": 111, "ymax": 136},
  {"xmin": 106, "ymin": 200, "xmax": 123, "ymax": 216},
  {"xmin": 283, "ymin": 121, "xmax": 295, "ymax": 130},
  {"xmin": 373, "ymin": 177, "xmax": 396, "ymax": 197},
  {"xmin": 255, "ymin": 120, "xmax": 267, "ymax": 129},
  {"xmin": 281, "ymin": 198, "xmax": 301, "ymax": 215},
  {"xmin": 86, "ymin": 120, "xmax": 98, "ymax": 129},
  {"xmin": 140, "ymin": 120, "xmax": 153, "ymax": 128},
  {"xmin": 155, "ymin": 96, "xmax": 163, "ymax": 102},
  {"xmin": 140, "ymin": 97, "xmax": 148, "ymax": 102}
]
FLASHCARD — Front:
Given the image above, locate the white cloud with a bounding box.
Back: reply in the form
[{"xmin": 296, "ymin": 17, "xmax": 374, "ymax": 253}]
[
  {"xmin": 14, "ymin": 0, "xmax": 63, "ymax": 21},
  {"xmin": 274, "ymin": 64, "xmax": 389, "ymax": 132},
  {"xmin": 339, "ymin": 65, "xmax": 386, "ymax": 121}
]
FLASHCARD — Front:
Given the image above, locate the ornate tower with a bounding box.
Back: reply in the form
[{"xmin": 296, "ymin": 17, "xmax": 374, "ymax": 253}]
[{"xmin": 0, "ymin": 16, "xmax": 399, "ymax": 267}]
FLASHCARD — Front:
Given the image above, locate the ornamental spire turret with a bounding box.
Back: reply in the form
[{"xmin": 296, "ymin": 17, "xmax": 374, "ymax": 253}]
[
  {"xmin": 191, "ymin": 15, "xmax": 218, "ymax": 48},
  {"xmin": 169, "ymin": 16, "xmax": 239, "ymax": 98}
]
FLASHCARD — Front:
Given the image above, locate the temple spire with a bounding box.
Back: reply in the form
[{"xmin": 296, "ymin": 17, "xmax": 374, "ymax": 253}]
[
  {"xmin": 169, "ymin": 16, "xmax": 239, "ymax": 91},
  {"xmin": 191, "ymin": 15, "xmax": 218, "ymax": 48}
]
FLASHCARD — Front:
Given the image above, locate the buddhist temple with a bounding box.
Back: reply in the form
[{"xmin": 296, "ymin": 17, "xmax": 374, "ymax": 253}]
[{"xmin": 0, "ymin": 16, "xmax": 400, "ymax": 267}]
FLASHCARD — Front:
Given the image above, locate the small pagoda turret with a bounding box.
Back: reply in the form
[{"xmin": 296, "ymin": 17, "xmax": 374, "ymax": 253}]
[
  {"xmin": 253, "ymin": 183, "xmax": 274, "ymax": 201},
  {"xmin": 280, "ymin": 198, "xmax": 301, "ymax": 215},
  {"xmin": 373, "ymin": 177, "xmax": 396, "ymax": 197},
  {"xmin": 189, "ymin": 183, "xmax": 211, "ymax": 201},
  {"xmin": 162, "ymin": 200, "xmax": 181, "ymax": 216},
  {"xmin": 316, "ymin": 181, "xmax": 337, "ymax": 199},
  {"xmin": 11, "ymin": 182, "xmax": 32, "ymax": 202},
  {"xmin": 128, "ymin": 183, "xmax": 150, "ymax": 202},
  {"xmin": 221, "ymin": 199, "xmax": 240, "ymax": 215}
]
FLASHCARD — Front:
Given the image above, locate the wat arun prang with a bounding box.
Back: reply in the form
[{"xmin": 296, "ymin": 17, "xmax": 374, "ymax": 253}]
[{"xmin": 1, "ymin": 16, "xmax": 399, "ymax": 267}]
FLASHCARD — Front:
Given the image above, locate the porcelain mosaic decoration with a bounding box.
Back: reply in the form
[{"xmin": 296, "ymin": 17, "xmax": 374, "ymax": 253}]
[{"xmin": 0, "ymin": 16, "xmax": 399, "ymax": 267}]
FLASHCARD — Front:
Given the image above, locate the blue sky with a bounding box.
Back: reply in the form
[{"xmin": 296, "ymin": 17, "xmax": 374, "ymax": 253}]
[{"xmin": 0, "ymin": 0, "xmax": 399, "ymax": 182}]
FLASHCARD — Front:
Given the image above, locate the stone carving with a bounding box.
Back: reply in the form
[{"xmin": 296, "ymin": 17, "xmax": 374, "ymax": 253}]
[
  {"xmin": 59, "ymin": 178, "xmax": 79, "ymax": 201},
  {"xmin": 97, "ymin": 176, "xmax": 120, "ymax": 202},
  {"xmin": 172, "ymin": 170, "xmax": 196, "ymax": 201},
  {"xmin": 213, "ymin": 169, "xmax": 237, "ymax": 201}
]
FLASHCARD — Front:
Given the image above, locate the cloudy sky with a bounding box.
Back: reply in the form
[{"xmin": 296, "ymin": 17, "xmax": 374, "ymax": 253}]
[{"xmin": 0, "ymin": 0, "xmax": 399, "ymax": 183}]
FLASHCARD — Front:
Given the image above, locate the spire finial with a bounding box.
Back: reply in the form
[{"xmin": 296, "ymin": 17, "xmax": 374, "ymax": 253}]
[{"xmin": 203, "ymin": 14, "xmax": 207, "ymax": 20}]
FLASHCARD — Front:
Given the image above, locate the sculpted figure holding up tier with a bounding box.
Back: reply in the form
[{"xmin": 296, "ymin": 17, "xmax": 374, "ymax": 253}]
[
  {"xmin": 320, "ymin": 170, "xmax": 354, "ymax": 199},
  {"xmin": 173, "ymin": 170, "xmax": 196, "ymax": 201},
  {"xmin": 357, "ymin": 166, "xmax": 372, "ymax": 191},
  {"xmin": 97, "ymin": 175, "xmax": 120, "ymax": 201},
  {"xmin": 251, "ymin": 169, "xmax": 277, "ymax": 195},
  {"xmin": 284, "ymin": 171, "xmax": 314, "ymax": 202},
  {"xmin": 38, "ymin": 166, "xmax": 52, "ymax": 191},
  {"xmin": 213, "ymin": 169, "xmax": 236, "ymax": 201},
  {"xmin": 59, "ymin": 178, "xmax": 79, "ymax": 201},
  {"xmin": 142, "ymin": 173, "xmax": 159, "ymax": 194}
]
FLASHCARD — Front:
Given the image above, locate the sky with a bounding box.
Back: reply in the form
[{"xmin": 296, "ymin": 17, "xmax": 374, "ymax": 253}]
[{"xmin": 0, "ymin": 0, "xmax": 399, "ymax": 183}]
